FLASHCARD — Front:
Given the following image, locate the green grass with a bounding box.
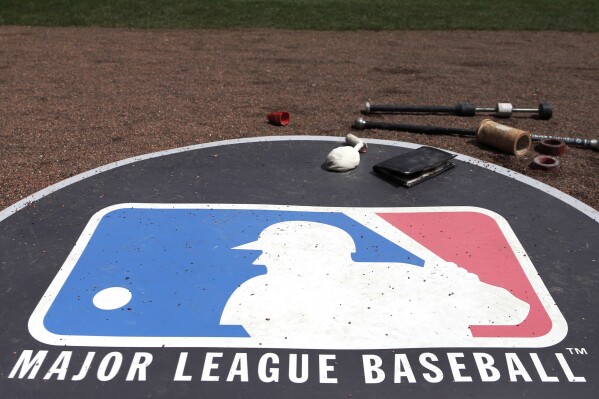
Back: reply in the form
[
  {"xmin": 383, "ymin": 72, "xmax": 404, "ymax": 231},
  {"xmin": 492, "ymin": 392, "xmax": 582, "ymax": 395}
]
[{"xmin": 1, "ymin": 0, "xmax": 598, "ymax": 31}]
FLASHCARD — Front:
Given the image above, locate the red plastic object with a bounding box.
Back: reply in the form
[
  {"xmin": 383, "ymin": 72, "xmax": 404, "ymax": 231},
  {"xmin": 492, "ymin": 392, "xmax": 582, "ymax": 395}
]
[{"xmin": 267, "ymin": 111, "xmax": 290, "ymax": 126}]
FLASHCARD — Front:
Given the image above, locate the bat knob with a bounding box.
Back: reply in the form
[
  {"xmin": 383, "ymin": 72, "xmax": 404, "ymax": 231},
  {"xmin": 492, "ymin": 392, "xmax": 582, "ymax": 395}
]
[
  {"xmin": 363, "ymin": 102, "xmax": 371, "ymax": 114},
  {"xmin": 353, "ymin": 117, "xmax": 367, "ymax": 130}
]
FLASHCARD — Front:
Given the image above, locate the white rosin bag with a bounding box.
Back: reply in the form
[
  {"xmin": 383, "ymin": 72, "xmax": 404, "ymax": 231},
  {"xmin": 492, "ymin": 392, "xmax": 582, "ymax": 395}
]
[{"xmin": 326, "ymin": 134, "xmax": 366, "ymax": 172}]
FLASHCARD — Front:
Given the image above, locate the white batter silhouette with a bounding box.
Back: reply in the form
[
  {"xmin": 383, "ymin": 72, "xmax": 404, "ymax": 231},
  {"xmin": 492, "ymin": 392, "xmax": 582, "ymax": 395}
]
[{"xmin": 220, "ymin": 221, "xmax": 530, "ymax": 348}]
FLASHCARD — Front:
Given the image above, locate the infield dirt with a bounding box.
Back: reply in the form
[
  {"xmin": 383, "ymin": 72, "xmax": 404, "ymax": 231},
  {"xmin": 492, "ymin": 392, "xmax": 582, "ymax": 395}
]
[{"xmin": 0, "ymin": 27, "xmax": 597, "ymax": 211}]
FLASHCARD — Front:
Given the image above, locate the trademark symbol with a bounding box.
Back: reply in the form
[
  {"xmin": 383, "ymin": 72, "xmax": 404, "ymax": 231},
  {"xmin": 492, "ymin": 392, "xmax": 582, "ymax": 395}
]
[{"xmin": 566, "ymin": 348, "xmax": 588, "ymax": 355}]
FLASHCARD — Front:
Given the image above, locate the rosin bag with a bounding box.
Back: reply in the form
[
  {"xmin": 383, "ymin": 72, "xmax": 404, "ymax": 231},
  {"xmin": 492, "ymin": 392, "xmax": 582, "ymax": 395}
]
[{"xmin": 373, "ymin": 146, "xmax": 457, "ymax": 188}]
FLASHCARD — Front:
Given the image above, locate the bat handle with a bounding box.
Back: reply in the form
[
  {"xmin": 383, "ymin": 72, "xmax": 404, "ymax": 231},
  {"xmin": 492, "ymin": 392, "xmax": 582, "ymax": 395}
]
[
  {"xmin": 353, "ymin": 117, "xmax": 477, "ymax": 136},
  {"xmin": 364, "ymin": 102, "xmax": 477, "ymax": 116}
]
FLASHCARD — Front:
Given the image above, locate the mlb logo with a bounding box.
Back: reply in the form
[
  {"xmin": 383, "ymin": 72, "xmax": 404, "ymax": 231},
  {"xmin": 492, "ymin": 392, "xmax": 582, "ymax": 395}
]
[{"xmin": 29, "ymin": 204, "xmax": 567, "ymax": 349}]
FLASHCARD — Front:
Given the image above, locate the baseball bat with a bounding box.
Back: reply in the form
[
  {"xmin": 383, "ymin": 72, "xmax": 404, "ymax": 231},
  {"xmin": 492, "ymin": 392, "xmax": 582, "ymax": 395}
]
[
  {"xmin": 530, "ymin": 134, "xmax": 598, "ymax": 150},
  {"xmin": 363, "ymin": 102, "xmax": 553, "ymax": 119},
  {"xmin": 353, "ymin": 118, "xmax": 598, "ymax": 151}
]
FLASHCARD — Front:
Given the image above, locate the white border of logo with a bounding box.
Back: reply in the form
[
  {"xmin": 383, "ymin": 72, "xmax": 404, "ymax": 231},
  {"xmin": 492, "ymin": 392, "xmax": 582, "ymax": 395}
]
[{"xmin": 28, "ymin": 203, "xmax": 568, "ymax": 349}]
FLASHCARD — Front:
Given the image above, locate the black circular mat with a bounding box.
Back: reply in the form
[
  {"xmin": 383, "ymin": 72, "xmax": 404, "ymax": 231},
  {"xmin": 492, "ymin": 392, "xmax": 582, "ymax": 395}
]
[{"xmin": 1, "ymin": 137, "xmax": 597, "ymax": 398}]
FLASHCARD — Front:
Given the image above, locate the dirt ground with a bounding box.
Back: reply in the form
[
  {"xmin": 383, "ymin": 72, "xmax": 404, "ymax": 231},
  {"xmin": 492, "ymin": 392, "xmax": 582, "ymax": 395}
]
[{"xmin": 0, "ymin": 27, "xmax": 597, "ymax": 212}]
